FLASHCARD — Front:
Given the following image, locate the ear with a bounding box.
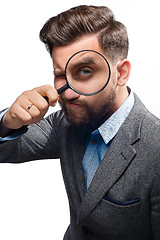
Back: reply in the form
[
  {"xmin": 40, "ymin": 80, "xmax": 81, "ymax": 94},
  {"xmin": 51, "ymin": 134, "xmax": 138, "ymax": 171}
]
[{"xmin": 116, "ymin": 59, "xmax": 131, "ymax": 87}]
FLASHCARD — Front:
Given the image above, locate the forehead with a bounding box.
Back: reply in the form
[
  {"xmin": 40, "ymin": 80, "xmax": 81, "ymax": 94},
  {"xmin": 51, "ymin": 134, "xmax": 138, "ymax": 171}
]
[{"xmin": 52, "ymin": 35, "xmax": 105, "ymax": 70}]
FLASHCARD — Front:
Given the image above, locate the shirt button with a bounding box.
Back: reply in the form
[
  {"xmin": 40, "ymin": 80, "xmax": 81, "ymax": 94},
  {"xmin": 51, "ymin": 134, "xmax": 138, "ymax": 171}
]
[{"xmin": 92, "ymin": 139, "xmax": 97, "ymax": 145}]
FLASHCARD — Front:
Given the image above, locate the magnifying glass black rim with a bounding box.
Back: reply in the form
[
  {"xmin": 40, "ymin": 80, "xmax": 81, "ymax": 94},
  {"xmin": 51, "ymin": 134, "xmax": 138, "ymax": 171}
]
[{"xmin": 64, "ymin": 49, "xmax": 111, "ymax": 96}]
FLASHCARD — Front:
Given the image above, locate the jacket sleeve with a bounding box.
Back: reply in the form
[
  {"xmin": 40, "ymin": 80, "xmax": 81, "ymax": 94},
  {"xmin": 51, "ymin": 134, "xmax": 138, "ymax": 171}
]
[{"xmin": 0, "ymin": 110, "xmax": 63, "ymax": 163}]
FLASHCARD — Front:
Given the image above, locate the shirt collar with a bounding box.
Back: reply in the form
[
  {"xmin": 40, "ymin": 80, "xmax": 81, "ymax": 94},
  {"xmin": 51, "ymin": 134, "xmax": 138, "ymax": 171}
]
[{"xmin": 98, "ymin": 89, "xmax": 135, "ymax": 144}]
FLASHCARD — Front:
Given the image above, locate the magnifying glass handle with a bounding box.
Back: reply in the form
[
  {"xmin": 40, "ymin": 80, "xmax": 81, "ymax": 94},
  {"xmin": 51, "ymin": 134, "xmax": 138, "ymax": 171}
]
[
  {"xmin": 57, "ymin": 84, "xmax": 69, "ymax": 94},
  {"xmin": 43, "ymin": 96, "xmax": 49, "ymax": 102}
]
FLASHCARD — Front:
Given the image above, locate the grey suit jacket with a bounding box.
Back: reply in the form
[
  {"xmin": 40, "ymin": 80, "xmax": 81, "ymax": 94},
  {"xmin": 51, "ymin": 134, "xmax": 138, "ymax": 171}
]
[{"xmin": 0, "ymin": 94, "xmax": 160, "ymax": 240}]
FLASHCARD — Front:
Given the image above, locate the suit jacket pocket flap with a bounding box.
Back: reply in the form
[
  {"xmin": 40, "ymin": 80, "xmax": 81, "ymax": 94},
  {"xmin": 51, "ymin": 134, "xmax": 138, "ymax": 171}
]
[
  {"xmin": 100, "ymin": 196, "xmax": 141, "ymax": 215},
  {"xmin": 103, "ymin": 196, "xmax": 140, "ymax": 206}
]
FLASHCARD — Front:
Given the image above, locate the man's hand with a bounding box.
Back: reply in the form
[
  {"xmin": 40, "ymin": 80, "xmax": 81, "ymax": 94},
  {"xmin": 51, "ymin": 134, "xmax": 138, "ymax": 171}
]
[{"xmin": 1, "ymin": 85, "xmax": 58, "ymax": 130}]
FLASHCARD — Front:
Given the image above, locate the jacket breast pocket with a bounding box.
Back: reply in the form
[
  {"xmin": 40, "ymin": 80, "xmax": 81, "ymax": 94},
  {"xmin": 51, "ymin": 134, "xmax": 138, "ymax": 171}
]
[{"xmin": 100, "ymin": 196, "xmax": 141, "ymax": 215}]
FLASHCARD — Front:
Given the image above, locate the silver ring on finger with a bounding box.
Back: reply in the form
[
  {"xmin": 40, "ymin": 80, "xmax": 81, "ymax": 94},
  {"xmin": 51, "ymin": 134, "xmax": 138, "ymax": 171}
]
[{"xmin": 27, "ymin": 103, "xmax": 33, "ymax": 111}]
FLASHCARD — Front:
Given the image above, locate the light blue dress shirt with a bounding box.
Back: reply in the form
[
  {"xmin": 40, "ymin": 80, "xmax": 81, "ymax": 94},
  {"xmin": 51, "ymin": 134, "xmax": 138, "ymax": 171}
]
[{"xmin": 83, "ymin": 90, "xmax": 135, "ymax": 190}]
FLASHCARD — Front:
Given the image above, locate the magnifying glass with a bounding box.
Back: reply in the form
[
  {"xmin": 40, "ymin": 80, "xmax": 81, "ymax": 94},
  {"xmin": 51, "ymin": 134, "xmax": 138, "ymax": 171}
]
[{"xmin": 56, "ymin": 50, "xmax": 111, "ymax": 96}]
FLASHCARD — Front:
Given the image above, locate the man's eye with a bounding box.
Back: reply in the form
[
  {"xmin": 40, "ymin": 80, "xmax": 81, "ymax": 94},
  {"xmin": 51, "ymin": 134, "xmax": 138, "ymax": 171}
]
[
  {"xmin": 79, "ymin": 68, "xmax": 91, "ymax": 76},
  {"xmin": 71, "ymin": 67, "xmax": 93, "ymax": 81}
]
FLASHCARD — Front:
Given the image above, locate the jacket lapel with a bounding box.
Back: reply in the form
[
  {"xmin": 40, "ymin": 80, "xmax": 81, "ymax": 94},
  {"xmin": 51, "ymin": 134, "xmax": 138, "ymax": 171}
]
[{"xmin": 77, "ymin": 94, "xmax": 144, "ymax": 224}]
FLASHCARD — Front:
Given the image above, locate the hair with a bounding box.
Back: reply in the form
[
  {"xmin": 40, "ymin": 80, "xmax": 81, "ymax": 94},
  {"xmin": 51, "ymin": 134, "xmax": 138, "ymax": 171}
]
[{"xmin": 39, "ymin": 5, "xmax": 129, "ymax": 62}]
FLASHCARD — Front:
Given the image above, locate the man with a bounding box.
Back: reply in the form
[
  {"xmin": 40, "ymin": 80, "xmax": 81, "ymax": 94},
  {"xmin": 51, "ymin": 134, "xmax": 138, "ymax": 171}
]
[{"xmin": 0, "ymin": 5, "xmax": 160, "ymax": 240}]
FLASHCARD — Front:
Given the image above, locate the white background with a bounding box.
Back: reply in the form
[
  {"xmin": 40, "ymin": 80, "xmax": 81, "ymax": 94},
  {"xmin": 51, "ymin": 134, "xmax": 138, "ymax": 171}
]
[{"xmin": 0, "ymin": 0, "xmax": 160, "ymax": 239}]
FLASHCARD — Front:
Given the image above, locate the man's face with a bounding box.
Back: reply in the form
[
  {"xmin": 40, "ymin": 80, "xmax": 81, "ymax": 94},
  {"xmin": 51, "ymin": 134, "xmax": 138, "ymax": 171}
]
[{"xmin": 52, "ymin": 35, "xmax": 118, "ymax": 129}]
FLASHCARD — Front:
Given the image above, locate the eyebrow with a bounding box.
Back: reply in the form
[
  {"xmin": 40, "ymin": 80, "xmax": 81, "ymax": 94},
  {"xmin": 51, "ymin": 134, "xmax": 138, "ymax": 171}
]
[
  {"xmin": 53, "ymin": 55, "xmax": 99, "ymax": 75},
  {"xmin": 67, "ymin": 57, "xmax": 98, "ymax": 72},
  {"xmin": 72, "ymin": 57, "xmax": 97, "ymax": 65}
]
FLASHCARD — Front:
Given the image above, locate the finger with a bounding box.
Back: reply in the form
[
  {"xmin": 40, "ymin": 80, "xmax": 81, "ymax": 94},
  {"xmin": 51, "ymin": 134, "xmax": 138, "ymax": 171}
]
[
  {"xmin": 4, "ymin": 104, "xmax": 33, "ymax": 129},
  {"xmin": 35, "ymin": 85, "xmax": 58, "ymax": 107},
  {"xmin": 22, "ymin": 90, "xmax": 49, "ymax": 114},
  {"xmin": 10, "ymin": 100, "xmax": 46, "ymax": 127},
  {"xmin": 26, "ymin": 104, "xmax": 41, "ymax": 120},
  {"xmin": 19, "ymin": 95, "xmax": 49, "ymax": 123},
  {"xmin": 12, "ymin": 95, "xmax": 46, "ymax": 127},
  {"xmin": 25, "ymin": 104, "xmax": 49, "ymax": 123}
]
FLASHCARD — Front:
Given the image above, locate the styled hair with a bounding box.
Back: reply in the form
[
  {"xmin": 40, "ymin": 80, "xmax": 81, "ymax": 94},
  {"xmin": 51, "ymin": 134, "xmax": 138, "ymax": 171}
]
[{"xmin": 40, "ymin": 5, "xmax": 129, "ymax": 62}]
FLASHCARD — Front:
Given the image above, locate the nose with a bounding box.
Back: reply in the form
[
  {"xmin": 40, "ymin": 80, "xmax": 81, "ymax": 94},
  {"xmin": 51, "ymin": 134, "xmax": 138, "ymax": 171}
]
[{"xmin": 61, "ymin": 87, "xmax": 80, "ymax": 101}]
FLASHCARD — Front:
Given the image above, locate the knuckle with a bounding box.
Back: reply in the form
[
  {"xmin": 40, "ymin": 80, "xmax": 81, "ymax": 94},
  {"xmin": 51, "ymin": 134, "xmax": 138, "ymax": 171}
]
[
  {"xmin": 34, "ymin": 84, "xmax": 52, "ymax": 92},
  {"xmin": 22, "ymin": 90, "xmax": 31, "ymax": 97},
  {"xmin": 31, "ymin": 108, "xmax": 41, "ymax": 118},
  {"xmin": 21, "ymin": 89, "xmax": 37, "ymax": 100},
  {"xmin": 9, "ymin": 109, "xmax": 32, "ymax": 127},
  {"xmin": 38, "ymin": 101, "xmax": 48, "ymax": 112},
  {"xmin": 9, "ymin": 105, "xmax": 20, "ymax": 119},
  {"xmin": 45, "ymin": 84, "xmax": 53, "ymax": 90},
  {"xmin": 44, "ymin": 84, "xmax": 55, "ymax": 92},
  {"xmin": 9, "ymin": 111, "xmax": 18, "ymax": 120},
  {"xmin": 23, "ymin": 114, "xmax": 32, "ymax": 124}
]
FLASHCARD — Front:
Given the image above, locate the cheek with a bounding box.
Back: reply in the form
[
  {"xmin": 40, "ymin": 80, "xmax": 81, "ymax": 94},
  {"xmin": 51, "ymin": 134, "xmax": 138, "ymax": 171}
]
[
  {"xmin": 109, "ymin": 68, "xmax": 118, "ymax": 87},
  {"xmin": 89, "ymin": 85, "xmax": 116, "ymax": 111},
  {"xmin": 85, "ymin": 95, "xmax": 104, "ymax": 113},
  {"xmin": 54, "ymin": 77, "xmax": 66, "ymax": 90}
]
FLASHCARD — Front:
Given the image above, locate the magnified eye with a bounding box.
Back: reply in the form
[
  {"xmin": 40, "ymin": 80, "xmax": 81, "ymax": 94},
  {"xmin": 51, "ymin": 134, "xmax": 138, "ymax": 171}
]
[
  {"xmin": 63, "ymin": 50, "xmax": 111, "ymax": 96},
  {"xmin": 74, "ymin": 67, "xmax": 93, "ymax": 81},
  {"xmin": 79, "ymin": 68, "xmax": 92, "ymax": 76}
]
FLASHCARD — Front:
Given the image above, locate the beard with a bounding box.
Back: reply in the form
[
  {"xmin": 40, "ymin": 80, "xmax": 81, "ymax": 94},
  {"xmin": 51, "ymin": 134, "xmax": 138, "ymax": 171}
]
[{"xmin": 59, "ymin": 87, "xmax": 117, "ymax": 129}]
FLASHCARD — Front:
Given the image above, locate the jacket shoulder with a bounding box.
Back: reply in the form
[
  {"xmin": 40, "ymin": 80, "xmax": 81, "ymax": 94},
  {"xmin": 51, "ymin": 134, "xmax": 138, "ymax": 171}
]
[{"xmin": 122, "ymin": 94, "xmax": 160, "ymax": 149}]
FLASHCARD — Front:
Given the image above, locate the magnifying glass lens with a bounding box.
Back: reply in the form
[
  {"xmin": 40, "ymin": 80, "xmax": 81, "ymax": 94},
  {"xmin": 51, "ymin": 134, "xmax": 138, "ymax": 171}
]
[{"xmin": 65, "ymin": 50, "xmax": 111, "ymax": 96}]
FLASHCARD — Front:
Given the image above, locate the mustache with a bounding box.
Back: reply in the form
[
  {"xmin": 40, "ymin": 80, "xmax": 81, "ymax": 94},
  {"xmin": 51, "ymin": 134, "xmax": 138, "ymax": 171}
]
[{"xmin": 59, "ymin": 96, "xmax": 86, "ymax": 106}]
